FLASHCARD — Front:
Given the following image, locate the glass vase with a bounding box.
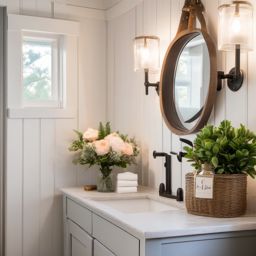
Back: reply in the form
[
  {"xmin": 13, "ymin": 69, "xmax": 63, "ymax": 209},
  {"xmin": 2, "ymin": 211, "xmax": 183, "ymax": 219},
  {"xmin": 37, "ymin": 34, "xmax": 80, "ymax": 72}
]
[{"xmin": 97, "ymin": 167, "xmax": 114, "ymax": 192}]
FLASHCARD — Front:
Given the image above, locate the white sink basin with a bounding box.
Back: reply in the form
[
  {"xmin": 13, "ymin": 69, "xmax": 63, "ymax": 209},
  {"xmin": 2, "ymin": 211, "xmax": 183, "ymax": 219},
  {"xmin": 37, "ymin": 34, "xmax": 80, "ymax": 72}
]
[{"xmin": 92, "ymin": 198, "xmax": 179, "ymax": 214}]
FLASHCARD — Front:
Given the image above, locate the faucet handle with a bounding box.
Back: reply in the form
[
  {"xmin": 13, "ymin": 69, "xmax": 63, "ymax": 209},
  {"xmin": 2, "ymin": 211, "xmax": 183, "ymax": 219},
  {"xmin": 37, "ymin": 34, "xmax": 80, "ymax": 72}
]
[
  {"xmin": 170, "ymin": 151, "xmax": 185, "ymax": 162},
  {"xmin": 153, "ymin": 151, "xmax": 168, "ymax": 159},
  {"xmin": 180, "ymin": 138, "xmax": 193, "ymax": 147}
]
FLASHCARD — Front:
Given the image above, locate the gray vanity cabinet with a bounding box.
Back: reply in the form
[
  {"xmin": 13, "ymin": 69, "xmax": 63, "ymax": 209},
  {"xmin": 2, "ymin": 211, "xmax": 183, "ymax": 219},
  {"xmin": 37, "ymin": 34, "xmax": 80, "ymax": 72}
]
[
  {"xmin": 67, "ymin": 220, "xmax": 93, "ymax": 256},
  {"xmin": 63, "ymin": 195, "xmax": 256, "ymax": 256},
  {"xmin": 64, "ymin": 198, "xmax": 93, "ymax": 256},
  {"xmin": 64, "ymin": 197, "xmax": 137, "ymax": 256}
]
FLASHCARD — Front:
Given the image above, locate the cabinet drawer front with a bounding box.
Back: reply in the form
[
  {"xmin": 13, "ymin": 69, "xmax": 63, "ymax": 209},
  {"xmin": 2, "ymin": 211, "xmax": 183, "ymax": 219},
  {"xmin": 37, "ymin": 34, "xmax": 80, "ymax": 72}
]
[
  {"xmin": 68, "ymin": 220, "xmax": 93, "ymax": 256},
  {"xmin": 93, "ymin": 214, "xmax": 139, "ymax": 256},
  {"xmin": 67, "ymin": 198, "xmax": 92, "ymax": 234},
  {"xmin": 161, "ymin": 236, "xmax": 256, "ymax": 256},
  {"xmin": 94, "ymin": 240, "xmax": 115, "ymax": 256}
]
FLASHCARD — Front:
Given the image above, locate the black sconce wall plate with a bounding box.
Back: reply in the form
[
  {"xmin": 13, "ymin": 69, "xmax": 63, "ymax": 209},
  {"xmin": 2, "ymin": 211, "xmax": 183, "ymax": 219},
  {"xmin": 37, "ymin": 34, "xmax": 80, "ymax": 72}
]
[
  {"xmin": 217, "ymin": 45, "xmax": 244, "ymax": 92},
  {"xmin": 144, "ymin": 69, "xmax": 159, "ymax": 95}
]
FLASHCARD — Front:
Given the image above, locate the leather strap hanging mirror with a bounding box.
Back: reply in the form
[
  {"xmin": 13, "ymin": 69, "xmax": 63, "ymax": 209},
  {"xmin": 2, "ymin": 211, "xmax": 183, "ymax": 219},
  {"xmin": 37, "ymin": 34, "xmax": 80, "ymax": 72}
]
[{"xmin": 159, "ymin": 0, "xmax": 217, "ymax": 135}]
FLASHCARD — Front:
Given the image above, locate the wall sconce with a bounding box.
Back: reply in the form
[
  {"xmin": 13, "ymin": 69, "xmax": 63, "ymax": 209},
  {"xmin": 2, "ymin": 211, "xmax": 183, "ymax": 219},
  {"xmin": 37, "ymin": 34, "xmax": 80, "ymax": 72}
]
[
  {"xmin": 133, "ymin": 36, "xmax": 160, "ymax": 95},
  {"xmin": 217, "ymin": 1, "xmax": 253, "ymax": 91}
]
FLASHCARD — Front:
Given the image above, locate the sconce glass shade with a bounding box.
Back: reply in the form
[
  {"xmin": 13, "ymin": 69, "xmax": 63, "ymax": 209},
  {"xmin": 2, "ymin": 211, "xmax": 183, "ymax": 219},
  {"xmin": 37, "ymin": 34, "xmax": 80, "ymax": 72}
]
[
  {"xmin": 218, "ymin": 1, "xmax": 253, "ymax": 51},
  {"xmin": 134, "ymin": 36, "xmax": 160, "ymax": 71}
]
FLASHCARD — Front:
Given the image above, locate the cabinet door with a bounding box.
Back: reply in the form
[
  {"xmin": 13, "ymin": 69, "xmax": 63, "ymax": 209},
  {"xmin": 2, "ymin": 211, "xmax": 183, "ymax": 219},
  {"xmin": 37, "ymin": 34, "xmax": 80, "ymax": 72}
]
[
  {"xmin": 67, "ymin": 220, "xmax": 93, "ymax": 256},
  {"xmin": 94, "ymin": 240, "xmax": 115, "ymax": 256}
]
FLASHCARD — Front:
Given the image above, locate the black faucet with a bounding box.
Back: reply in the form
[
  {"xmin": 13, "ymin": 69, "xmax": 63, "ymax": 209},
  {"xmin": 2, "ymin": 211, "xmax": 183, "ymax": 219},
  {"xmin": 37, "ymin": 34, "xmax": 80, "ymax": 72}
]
[{"xmin": 153, "ymin": 151, "xmax": 183, "ymax": 201}]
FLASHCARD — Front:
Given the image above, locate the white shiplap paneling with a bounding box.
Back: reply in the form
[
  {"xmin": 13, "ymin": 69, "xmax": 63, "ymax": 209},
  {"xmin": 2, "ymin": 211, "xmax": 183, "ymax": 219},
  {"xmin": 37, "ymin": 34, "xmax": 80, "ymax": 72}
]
[
  {"xmin": 5, "ymin": 119, "xmax": 23, "ymax": 256},
  {"xmin": 40, "ymin": 119, "xmax": 55, "ymax": 256},
  {"xmin": 5, "ymin": 1, "xmax": 107, "ymax": 256},
  {"xmin": 23, "ymin": 119, "xmax": 40, "ymax": 256},
  {"xmin": 169, "ymin": 0, "xmax": 182, "ymax": 193}
]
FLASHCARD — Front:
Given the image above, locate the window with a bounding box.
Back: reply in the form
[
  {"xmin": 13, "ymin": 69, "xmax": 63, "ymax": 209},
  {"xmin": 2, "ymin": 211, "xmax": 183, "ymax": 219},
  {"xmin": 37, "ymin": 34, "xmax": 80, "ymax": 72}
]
[
  {"xmin": 8, "ymin": 14, "xmax": 79, "ymax": 118},
  {"xmin": 22, "ymin": 33, "xmax": 62, "ymax": 108}
]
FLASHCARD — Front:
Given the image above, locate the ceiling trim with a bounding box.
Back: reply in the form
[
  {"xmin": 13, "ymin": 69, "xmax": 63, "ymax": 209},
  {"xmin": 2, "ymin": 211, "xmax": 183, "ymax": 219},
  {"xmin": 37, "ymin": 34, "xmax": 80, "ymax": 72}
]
[
  {"xmin": 102, "ymin": 0, "xmax": 122, "ymax": 10},
  {"xmin": 106, "ymin": 0, "xmax": 143, "ymax": 20},
  {"xmin": 54, "ymin": 0, "xmax": 142, "ymax": 21},
  {"xmin": 62, "ymin": 0, "xmax": 121, "ymax": 10},
  {"xmin": 54, "ymin": 2, "xmax": 106, "ymax": 20}
]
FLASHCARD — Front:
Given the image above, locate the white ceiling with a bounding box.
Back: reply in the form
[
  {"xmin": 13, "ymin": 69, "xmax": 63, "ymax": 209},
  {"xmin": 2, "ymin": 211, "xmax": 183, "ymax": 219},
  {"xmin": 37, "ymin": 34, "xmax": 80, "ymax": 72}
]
[{"xmin": 66, "ymin": 0, "xmax": 122, "ymax": 10}]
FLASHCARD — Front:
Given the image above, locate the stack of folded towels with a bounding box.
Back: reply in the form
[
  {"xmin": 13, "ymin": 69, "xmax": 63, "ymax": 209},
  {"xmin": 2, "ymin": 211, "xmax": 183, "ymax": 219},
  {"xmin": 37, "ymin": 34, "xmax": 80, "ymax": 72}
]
[{"xmin": 116, "ymin": 172, "xmax": 138, "ymax": 193}]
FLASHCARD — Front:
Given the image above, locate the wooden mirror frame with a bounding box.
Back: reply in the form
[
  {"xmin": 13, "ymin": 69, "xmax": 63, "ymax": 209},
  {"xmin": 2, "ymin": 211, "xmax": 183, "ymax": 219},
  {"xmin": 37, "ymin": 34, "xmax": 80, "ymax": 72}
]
[{"xmin": 159, "ymin": 0, "xmax": 217, "ymax": 135}]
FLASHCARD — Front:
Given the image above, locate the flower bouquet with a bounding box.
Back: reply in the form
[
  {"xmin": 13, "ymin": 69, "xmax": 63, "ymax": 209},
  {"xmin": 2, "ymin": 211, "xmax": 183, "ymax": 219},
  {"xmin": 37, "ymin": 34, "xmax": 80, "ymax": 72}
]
[{"xmin": 69, "ymin": 122, "xmax": 139, "ymax": 192}]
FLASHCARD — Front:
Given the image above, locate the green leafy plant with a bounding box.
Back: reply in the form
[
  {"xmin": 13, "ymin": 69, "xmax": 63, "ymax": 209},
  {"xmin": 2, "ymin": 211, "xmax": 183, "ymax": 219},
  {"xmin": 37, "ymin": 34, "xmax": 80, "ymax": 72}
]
[
  {"xmin": 69, "ymin": 122, "xmax": 139, "ymax": 178},
  {"xmin": 184, "ymin": 120, "xmax": 256, "ymax": 178}
]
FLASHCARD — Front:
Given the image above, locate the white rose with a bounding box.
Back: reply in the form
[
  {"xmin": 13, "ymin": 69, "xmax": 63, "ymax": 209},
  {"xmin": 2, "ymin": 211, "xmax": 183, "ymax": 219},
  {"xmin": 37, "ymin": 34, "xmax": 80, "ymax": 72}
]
[
  {"xmin": 105, "ymin": 133, "xmax": 125, "ymax": 153},
  {"xmin": 93, "ymin": 139, "xmax": 110, "ymax": 156},
  {"xmin": 121, "ymin": 142, "xmax": 134, "ymax": 156},
  {"xmin": 83, "ymin": 128, "xmax": 99, "ymax": 142}
]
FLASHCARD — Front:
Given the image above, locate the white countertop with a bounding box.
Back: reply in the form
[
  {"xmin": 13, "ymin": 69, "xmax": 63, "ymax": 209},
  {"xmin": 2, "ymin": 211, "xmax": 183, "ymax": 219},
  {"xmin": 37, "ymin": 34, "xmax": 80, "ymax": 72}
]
[{"xmin": 62, "ymin": 186, "xmax": 256, "ymax": 239}]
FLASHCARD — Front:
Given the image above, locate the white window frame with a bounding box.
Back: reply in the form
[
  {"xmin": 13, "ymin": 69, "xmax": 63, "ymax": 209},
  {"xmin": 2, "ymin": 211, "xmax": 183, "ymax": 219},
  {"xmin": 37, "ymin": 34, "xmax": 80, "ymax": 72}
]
[{"xmin": 7, "ymin": 14, "xmax": 79, "ymax": 119}]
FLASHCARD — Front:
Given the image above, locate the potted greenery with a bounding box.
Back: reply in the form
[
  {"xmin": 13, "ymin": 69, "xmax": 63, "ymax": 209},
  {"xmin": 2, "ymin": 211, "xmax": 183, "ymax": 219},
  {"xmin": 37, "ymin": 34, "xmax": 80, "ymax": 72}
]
[
  {"xmin": 69, "ymin": 122, "xmax": 139, "ymax": 192},
  {"xmin": 184, "ymin": 120, "xmax": 256, "ymax": 217}
]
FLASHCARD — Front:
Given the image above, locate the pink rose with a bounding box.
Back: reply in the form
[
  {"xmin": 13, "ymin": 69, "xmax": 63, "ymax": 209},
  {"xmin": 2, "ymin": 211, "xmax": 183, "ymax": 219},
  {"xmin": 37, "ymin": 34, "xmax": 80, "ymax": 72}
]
[
  {"xmin": 105, "ymin": 133, "xmax": 125, "ymax": 153},
  {"xmin": 83, "ymin": 128, "xmax": 99, "ymax": 142},
  {"xmin": 93, "ymin": 139, "xmax": 110, "ymax": 156},
  {"xmin": 121, "ymin": 143, "xmax": 134, "ymax": 156},
  {"xmin": 104, "ymin": 132, "xmax": 119, "ymax": 141}
]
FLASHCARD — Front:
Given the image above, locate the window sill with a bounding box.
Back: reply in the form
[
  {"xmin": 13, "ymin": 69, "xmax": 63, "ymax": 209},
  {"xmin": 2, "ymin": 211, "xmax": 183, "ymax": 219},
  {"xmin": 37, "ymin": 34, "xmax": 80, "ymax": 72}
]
[{"xmin": 7, "ymin": 107, "xmax": 76, "ymax": 119}]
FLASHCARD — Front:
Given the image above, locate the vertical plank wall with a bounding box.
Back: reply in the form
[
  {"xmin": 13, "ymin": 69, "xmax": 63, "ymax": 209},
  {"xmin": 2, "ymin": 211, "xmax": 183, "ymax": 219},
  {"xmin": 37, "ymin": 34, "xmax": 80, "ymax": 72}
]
[
  {"xmin": 4, "ymin": 1, "xmax": 106, "ymax": 256},
  {"xmin": 106, "ymin": 0, "xmax": 256, "ymax": 211}
]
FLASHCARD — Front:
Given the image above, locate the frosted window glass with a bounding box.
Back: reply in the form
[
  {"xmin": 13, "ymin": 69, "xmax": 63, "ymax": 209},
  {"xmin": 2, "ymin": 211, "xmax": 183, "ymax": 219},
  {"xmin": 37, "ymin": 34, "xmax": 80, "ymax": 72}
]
[
  {"xmin": 22, "ymin": 34, "xmax": 61, "ymax": 108},
  {"xmin": 23, "ymin": 40, "xmax": 52, "ymax": 101}
]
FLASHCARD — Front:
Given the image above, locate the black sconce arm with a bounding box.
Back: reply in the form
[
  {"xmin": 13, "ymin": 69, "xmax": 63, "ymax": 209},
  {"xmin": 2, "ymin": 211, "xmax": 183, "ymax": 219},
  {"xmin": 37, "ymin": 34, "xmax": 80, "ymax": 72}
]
[
  {"xmin": 217, "ymin": 44, "xmax": 244, "ymax": 92},
  {"xmin": 144, "ymin": 69, "xmax": 159, "ymax": 95}
]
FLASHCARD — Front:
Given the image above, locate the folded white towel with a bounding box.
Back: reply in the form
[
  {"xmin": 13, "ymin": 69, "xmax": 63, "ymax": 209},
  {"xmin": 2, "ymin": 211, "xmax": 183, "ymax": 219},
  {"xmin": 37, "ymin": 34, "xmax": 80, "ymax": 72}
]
[
  {"xmin": 117, "ymin": 180, "xmax": 138, "ymax": 187},
  {"xmin": 117, "ymin": 172, "xmax": 138, "ymax": 181},
  {"xmin": 116, "ymin": 186, "xmax": 137, "ymax": 193}
]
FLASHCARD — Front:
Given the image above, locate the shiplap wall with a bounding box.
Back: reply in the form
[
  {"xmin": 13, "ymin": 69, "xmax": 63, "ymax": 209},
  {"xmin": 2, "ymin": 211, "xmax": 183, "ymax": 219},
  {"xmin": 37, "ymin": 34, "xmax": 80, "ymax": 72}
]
[
  {"xmin": 4, "ymin": 1, "xmax": 106, "ymax": 256},
  {"xmin": 106, "ymin": 0, "xmax": 256, "ymax": 212}
]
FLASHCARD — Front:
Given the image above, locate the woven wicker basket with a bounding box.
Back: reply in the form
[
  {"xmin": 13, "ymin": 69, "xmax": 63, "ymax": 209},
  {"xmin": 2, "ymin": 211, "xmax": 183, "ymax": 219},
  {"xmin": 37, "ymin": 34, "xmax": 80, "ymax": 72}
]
[{"xmin": 185, "ymin": 173, "xmax": 247, "ymax": 218}]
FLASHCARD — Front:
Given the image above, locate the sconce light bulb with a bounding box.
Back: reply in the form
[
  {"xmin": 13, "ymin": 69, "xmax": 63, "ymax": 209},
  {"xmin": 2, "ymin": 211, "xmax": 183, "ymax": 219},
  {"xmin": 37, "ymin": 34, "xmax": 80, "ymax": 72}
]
[
  {"xmin": 140, "ymin": 46, "xmax": 150, "ymax": 65},
  {"xmin": 231, "ymin": 15, "xmax": 241, "ymax": 33},
  {"xmin": 134, "ymin": 36, "xmax": 160, "ymax": 71}
]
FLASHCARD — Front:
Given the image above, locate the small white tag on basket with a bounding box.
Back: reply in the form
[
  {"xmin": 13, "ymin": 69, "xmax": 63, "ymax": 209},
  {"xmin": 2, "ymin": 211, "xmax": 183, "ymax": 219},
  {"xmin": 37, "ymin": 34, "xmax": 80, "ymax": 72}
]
[{"xmin": 195, "ymin": 176, "xmax": 214, "ymax": 199}]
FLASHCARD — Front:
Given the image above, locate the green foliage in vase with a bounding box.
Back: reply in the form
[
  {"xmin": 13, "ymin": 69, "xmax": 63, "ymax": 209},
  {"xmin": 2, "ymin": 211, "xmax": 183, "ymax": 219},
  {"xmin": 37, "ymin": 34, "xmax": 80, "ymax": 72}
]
[
  {"xmin": 184, "ymin": 120, "xmax": 256, "ymax": 178},
  {"xmin": 69, "ymin": 122, "xmax": 139, "ymax": 177},
  {"xmin": 98, "ymin": 122, "xmax": 111, "ymax": 139}
]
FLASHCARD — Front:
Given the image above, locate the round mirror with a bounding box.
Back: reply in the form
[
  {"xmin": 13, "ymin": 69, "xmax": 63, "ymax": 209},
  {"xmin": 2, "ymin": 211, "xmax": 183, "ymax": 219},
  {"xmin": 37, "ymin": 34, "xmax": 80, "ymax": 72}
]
[
  {"xmin": 175, "ymin": 34, "xmax": 210, "ymax": 127},
  {"xmin": 160, "ymin": 30, "xmax": 217, "ymax": 135}
]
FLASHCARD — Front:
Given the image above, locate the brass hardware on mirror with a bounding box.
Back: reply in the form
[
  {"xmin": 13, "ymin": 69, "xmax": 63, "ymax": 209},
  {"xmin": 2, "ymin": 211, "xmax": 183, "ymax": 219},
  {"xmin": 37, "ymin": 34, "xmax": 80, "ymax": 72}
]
[
  {"xmin": 217, "ymin": 1, "xmax": 253, "ymax": 91},
  {"xmin": 133, "ymin": 36, "xmax": 160, "ymax": 95},
  {"xmin": 160, "ymin": 0, "xmax": 217, "ymax": 135}
]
